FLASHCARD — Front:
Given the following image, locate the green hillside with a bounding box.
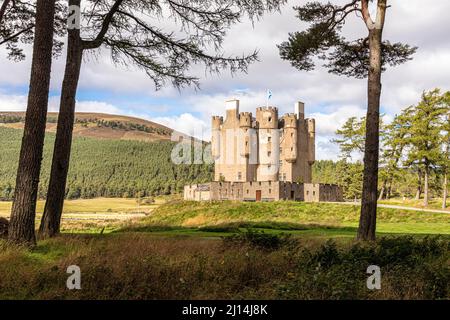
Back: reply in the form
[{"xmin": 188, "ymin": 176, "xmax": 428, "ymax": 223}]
[{"xmin": 0, "ymin": 127, "xmax": 212, "ymax": 200}]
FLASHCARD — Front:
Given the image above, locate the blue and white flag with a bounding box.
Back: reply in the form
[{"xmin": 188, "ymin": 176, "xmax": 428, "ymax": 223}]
[{"xmin": 267, "ymin": 89, "xmax": 272, "ymax": 100}]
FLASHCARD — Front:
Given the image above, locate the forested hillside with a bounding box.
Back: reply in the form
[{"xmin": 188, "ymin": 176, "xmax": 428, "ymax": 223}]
[{"xmin": 0, "ymin": 127, "xmax": 212, "ymax": 200}]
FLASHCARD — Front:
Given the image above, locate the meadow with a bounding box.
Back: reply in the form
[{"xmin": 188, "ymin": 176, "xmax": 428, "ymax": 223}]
[{"xmin": 0, "ymin": 198, "xmax": 448, "ymax": 299}]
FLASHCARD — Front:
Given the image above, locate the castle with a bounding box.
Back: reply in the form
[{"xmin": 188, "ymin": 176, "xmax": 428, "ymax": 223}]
[{"xmin": 184, "ymin": 99, "xmax": 343, "ymax": 202}]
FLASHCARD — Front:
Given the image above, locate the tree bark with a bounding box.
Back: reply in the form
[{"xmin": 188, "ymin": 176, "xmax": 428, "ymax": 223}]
[
  {"xmin": 39, "ymin": 0, "xmax": 83, "ymax": 238},
  {"xmin": 415, "ymin": 168, "xmax": 422, "ymax": 200},
  {"xmin": 386, "ymin": 179, "xmax": 392, "ymax": 199},
  {"xmin": 443, "ymin": 173, "xmax": 448, "ymax": 209},
  {"xmin": 423, "ymin": 165, "xmax": 429, "ymax": 207},
  {"xmin": 378, "ymin": 180, "xmax": 386, "ymax": 201},
  {"xmin": 357, "ymin": 17, "xmax": 384, "ymax": 241},
  {"xmin": 8, "ymin": 0, "xmax": 56, "ymax": 245},
  {"xmin": 0, "ymin": 0, "xmax": 11, "ymax": 26}
]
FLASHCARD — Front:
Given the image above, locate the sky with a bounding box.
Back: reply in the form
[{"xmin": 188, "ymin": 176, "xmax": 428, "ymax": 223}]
[{"xmin": 0, "ymin": 0, "xmax": 449, "ymax": 161}]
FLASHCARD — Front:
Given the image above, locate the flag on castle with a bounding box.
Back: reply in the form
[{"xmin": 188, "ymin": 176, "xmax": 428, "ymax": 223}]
[{"xmin": 266, "ymin": 89, "xmax": 272, "ymax": 107}]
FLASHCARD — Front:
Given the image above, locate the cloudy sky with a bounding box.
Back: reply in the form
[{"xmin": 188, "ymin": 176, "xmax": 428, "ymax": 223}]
[{"xmin": 1, "ymin": 0, "xmax": 449, "ymax": 160}]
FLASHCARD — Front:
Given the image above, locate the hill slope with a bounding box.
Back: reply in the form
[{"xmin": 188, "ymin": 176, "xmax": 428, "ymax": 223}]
[
  {"xmin": 0, "ymin": 112, "xmax": 174, "ymax": 142},
  {"xmin": 0, "ymin": 126, "xmax": 212, "ymax": 200}
]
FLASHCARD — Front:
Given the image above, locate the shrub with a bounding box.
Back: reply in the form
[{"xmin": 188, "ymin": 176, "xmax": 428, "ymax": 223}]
[
  {"xmin": 0, "ymin": 217, "xmax": 8, "ymax": 238},
  {"xmin": 222, "ymin": 229, "xmax": 297, "ymax": 251}
]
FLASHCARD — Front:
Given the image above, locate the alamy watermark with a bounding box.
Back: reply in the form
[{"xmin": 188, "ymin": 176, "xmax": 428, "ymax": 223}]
[
  {"xmin": 366, "ymin": 265, "xmax": 381, "ymax": 290},
  {"xmin": 66, "ymin": 265, "xmax": 81, "ymax": 290}
]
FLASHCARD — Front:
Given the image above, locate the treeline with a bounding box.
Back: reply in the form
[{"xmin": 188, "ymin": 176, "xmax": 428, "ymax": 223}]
[
  {"xmin": 0, "ymin": 127, "xmax": 212, "ymax": 200},
  {"xmin": 331, "ymin": 89, "xmax": 449, "ymax": 207},
  {"xmin": 92, "ymin": 119, "xmax": 171, "ymax": 136},
  {"xmin": 312, "ymin": 160, "xmax": 444, "ymax": 201}
]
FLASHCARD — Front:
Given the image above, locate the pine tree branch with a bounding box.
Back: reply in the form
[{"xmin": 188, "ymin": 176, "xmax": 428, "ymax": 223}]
[{"xmin": 82, "ymin": 0, "xmax": 124, "ymax": 50}]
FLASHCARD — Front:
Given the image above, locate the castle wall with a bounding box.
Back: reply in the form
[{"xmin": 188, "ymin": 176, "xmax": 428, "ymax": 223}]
[{"xmin": 185, "ymin": 182, "xmax": 342, "ymax": 202}]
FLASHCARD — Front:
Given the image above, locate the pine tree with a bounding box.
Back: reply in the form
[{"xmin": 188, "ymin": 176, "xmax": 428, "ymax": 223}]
[
  {"xmin": 39, "ymin": 0, "xmax": 287, "ymax": 238},
  {"xmin": 404, "ymin": 89, "xmax": 447, "ymax": 207},
  {"xmin": 278, "ymin": 0, "xmax": 416, "ymax": 240}
]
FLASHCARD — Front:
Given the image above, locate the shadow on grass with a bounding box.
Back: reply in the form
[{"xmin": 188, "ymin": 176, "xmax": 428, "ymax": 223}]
[{"xmin": 115, "ymin": 220, "xmax": 359, "ymax": 236}]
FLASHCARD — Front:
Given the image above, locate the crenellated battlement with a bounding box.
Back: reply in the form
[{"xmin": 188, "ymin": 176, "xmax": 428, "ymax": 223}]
[
  {"xmin": 256, "ymin": 106, "xmax": 278, "ymax": 112},
  {"xmin": 256, "ymin": 107, "xmax": 278, "ymax": 129},
  {"xmin": 306, "ymin": 118, "xmax": 315, "ymax": 133},
  {"xmin": 212, "ymin": 116, "xmax": 223, "ymax": 129},
  {"xmin": 282, "ymin": 113, "xmax": 297, "ymax": 128},
  {"xmin": 239, "ymin": 112, "xmax": 253, "ymax": 128}
]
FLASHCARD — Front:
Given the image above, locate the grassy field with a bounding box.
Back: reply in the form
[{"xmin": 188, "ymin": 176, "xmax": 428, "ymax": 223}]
[
  {"xmin": 124, "ymin": 200, "xmax": 450, "ymax": 238},
  {"xmin": 0, "ymin": 199, "xmax": 448, "ymax": 299},
  {"xmin": 0, "ymin": 198, "xmax": 159, "ymax": 233},
  {"xmin": 379, "ymin": 198, "xmax": 449, "ymax": 211}
]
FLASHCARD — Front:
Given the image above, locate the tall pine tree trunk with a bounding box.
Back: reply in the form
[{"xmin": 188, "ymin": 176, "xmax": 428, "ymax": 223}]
[
  {"xmin": 415, "ymin": 169, "xmax": 422, "ymax": 200},
  {"xmin": 443, "ymin": 172, "xmax": 448, "ymax": 209},
  {"xmin": 357, "ymin": 26, "xmax": 383, "ymax": 241},
  {"xmin": 378, "ymin": 179, "xmax": 386, "ymax": 200},
  {"xmin": 39, "ymin": 1, "xmax": 83, "ymax": 238},
  {"xmin": 8, "ymin": 0, "xmax": 56, "ymax": 245},
  {"xmin": 423, "ymin": 165, "xmax": 429, "ymax": 207},
  {"xmin": 386, "ymin": 179, "xmax": 392, "ymax": 199}
]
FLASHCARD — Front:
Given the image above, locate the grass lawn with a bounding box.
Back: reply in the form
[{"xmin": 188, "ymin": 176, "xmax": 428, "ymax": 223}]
[
  {"xmin": 379, "ymin": 197, "xmax": 449, "ymax": 211},
  {"xmin": 123, "ymin": 200, "xmax": 449, "ymax": 238},
  {"xmin": 0, "ymin": 199, "xmax": 448, "ymax": 300}
]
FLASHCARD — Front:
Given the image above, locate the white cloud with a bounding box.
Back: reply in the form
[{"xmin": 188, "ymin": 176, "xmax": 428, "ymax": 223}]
[{"xmin": 153, "ymin": 113, "xmax": 209, "ymax": 140}]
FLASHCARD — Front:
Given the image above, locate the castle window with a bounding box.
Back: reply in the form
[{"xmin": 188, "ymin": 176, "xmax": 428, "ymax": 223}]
[
  {"xmin": 237, "ymin": 172, "xmax": 242, "ymax": 180},
  {"xmin": 306, "ymin": 191, "xmax": 309, "ymax": 195},
  {"xmin": 268, "ymin": 136, "xmax": 271, "ymax": 142},
  {"xmin": 268, "ymin": 116, "xmax": 272, "ymax": 122},
  {"xmin": 268, "ymin": 151, "xmax": 271, "ymax": 157},
  {"xmin": 280, "ymin": 147, "xmax": 282, "ymax": 153},
  {"xmin": 291, "ymin": 132, "xmax": 294, "ymax": 137},
  {"xmin": 283, "ymin": 173, "xmax": 286, "ymax": 181},
  {"xmin": 313, "ymin": 191, "xmax": 316, "ymax": 196},
  {"xmin": 269, "ymin": 181, "xmax": 271, "ymax": 186},
  {"xmin": 268, "ymin": 164, "xmax": 271, "ymax": 170},
  {"xmin": 269, "ymin": 189, "xmax": 272, "ymax": 194},
  {"xmin": 291, "ymin": 147, "xmax": 293, "ymax": 151},
  {"xmin": 247, "ymin": 189, "xmax": 249, "ymax": 194}
]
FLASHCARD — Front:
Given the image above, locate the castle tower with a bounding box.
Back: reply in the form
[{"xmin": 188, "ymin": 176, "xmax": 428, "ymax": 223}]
[
  {"xmin": 211, "ymin": 116, "xmax": 223, "ymax": 160},
  {"xmin": 212, "ymin": 99, "xmax": 314, "ymax": 184},
  {"xmin": 279, "ymin": 101, "xmax": 314, "ymax": 183},
  {"xmin": 256, "ymin": 107, "xmax": 279, "ymax": 181}
]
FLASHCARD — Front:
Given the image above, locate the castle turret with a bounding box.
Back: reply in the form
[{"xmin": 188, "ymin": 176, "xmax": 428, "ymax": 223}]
[
  {"xmin": 211, "ymin": 116, "xmax": 223, "ymax": 159},
  {"xmin": 307, "ymin": 118, "xmax": 315, "ymax": 165},
  {"xmin": 256, "ymin": 107, "xmax": 278, "ymax": 129},
  {"xmin": 283, "ymin": 113, "xmax": 298, "ymax": 163},
  {"xmin": 239, "ymin": 112, "xmax": 252, "ymax": 157},
  {"xmin": 256, "ymin": 107, "xmax": 279, "ymax": 181}
]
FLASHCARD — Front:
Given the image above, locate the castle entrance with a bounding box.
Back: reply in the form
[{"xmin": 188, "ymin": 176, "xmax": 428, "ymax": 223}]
[{"xmin": 256, "ymin": 190, "xmax": 262, "ymax": 201}]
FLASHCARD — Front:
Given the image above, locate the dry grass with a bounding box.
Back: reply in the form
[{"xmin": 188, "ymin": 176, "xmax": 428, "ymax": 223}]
[{"xmin": 0, "ymin": 233, "xmax": 447, "ymax": 300}]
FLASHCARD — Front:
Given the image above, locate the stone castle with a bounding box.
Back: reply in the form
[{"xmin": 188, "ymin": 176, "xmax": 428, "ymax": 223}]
[{"xmin": 184, "ymin": 99, "xmax": 343, "ymax": 202}]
